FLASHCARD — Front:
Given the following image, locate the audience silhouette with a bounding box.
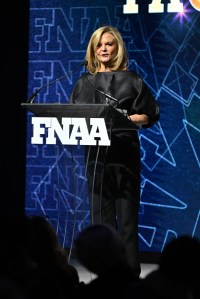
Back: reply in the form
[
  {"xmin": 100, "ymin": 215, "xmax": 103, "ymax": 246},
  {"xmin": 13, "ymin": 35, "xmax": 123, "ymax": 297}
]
[
  {"xmin": 0, "ymin": 277, "xmax": 27, "ymax": 299},
  {"xmin": 28, "ymin": 215, "xmax": 80, "ymax": 297},
  {"xmin": 125, "ymin": 235, "xmax": 200, "ymax": 299},
  {"xmin": 158, "ymin": 235, "xmax": 200, "ymax": 299},
  {"xmin": 0, "ymin": 215, "xmax": 80, "ymax": 299},
  {"xmin": 1, "ymin": 215, "xmax": 199, "ymax": 299},
  {"xmin": 0, "ymin": 215, "xmax": 37, "ymax": 299},
  {"xmin": 73, "ymin": 223, "xmax": 140, "ymax": 297}
]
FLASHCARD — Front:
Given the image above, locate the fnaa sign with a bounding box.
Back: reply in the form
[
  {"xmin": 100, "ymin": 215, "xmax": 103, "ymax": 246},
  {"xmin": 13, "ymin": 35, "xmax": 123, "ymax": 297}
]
[
  {"xmin": 31, "ymin": 117, "xmax": 111, "ymax": 146},
  {"xmin": 123, "ymin": 0, "xmax": 200, "ymax": 13}
]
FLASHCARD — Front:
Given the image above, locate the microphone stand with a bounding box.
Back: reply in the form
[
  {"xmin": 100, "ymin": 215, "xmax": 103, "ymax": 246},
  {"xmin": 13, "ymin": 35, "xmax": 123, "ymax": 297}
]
[{"xmin": 26, "ymin": 60, "xmax": 87, "ymax": 103}]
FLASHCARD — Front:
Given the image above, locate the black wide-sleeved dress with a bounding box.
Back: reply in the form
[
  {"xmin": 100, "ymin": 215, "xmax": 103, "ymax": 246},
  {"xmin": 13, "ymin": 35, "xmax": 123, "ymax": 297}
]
[{"xmin": 70, "ymin": 70, "xmax": 160, "ymax": 277}]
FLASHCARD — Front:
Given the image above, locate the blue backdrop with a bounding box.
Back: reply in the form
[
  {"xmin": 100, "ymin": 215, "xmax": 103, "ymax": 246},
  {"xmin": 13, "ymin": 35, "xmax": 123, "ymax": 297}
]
[{"xmin": 25, "ymin": 0, "xmax": 200, "ymax": 255}]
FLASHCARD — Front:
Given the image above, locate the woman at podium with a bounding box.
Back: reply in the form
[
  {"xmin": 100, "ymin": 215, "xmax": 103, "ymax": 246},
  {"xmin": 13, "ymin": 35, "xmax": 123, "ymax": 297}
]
[{"xmin": 70, "ymin": 26, "xmax": 160, "ymax": 279}]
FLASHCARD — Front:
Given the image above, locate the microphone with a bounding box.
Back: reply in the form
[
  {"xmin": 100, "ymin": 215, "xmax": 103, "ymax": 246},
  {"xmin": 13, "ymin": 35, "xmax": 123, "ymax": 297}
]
[
  {"xmin": 84, "ymin": 76, "xmax": 129, "ymax": 117},
  {"xmin": 84, "ymin": 76, "xmax": 118, "ymax": 104},
  {"xmin": 95, "ymin": 88, "xmax": 118, "ymax": 104},
  {"xmin": 94, "ymin": 88, "xmax": 129, "ymax": 117},
  {"xmin": 26, "ymin": 60, "xmax": 88, "ymax": 103}
]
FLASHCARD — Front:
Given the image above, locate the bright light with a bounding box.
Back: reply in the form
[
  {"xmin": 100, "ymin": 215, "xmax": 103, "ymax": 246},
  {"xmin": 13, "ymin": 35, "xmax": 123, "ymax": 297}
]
[{"xmin": 173, "ymin": 2, "xmax": 193, "ymax": 24}]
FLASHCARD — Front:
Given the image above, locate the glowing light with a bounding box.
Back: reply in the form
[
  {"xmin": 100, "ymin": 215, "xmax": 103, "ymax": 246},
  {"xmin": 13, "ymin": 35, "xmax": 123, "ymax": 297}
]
[
  {"xmin": 173, "ymin": 2, "xmax": 193, "ymax": 24},
  {"xmin": 190, "ymin": 0, "xmax": 200, "ymax": 11}
]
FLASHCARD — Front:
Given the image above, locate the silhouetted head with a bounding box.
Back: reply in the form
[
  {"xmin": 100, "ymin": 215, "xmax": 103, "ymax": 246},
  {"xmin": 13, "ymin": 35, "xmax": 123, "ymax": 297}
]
[
  {"xmin": 142, "ymin": 235, "xmax": 200, "ymax": 299},
  {"xmin": 75, "ymin": 224, "xmax": 128, "ymax": 275},
  {"xmin": 159, "ymin": 235, "xmax": 200, "ymax": 286}
]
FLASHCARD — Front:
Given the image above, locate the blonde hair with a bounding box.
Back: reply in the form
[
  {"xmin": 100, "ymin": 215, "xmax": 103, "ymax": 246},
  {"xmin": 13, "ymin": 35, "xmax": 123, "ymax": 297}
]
[{"xmin": 85, "ymin": 26, "xmax": 128, "ymax": 74}]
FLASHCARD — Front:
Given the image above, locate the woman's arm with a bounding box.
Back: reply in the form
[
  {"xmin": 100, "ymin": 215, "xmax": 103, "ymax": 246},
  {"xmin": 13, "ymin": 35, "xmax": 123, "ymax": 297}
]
[{"xmin": 128, "ymin": 114, "xmax": 149, "ymax": 126}]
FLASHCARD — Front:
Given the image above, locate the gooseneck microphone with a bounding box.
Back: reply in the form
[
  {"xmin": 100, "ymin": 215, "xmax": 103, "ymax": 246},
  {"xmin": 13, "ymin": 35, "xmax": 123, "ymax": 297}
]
[
  {"xmin": 95, "ymin": 88, "xmax": 118, "ymax": 104},
  {"xmin": 26, "ymin": 60, "xmax": 88, "ymax": 103},
  {"xmin": 85, "ymin": 75, "xmax": 130, "ymax": 118},
  {"xmin": 84, "ymin": 75, "xmax": 118, "ymax": 104}
]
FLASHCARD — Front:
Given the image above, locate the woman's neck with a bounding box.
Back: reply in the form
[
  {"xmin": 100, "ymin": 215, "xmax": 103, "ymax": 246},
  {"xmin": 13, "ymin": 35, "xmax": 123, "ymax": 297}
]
[{"xmin": 99, "ymin": 65, "xmax": 112, "ymax": 72}]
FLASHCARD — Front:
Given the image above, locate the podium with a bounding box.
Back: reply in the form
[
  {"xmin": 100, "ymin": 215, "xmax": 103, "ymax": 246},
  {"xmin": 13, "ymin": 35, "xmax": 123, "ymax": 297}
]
[
  {"xmin": 21, "ymin": 102, "xmax": 139, "ymax": 132},
  {"xmin": 22, "ymin": 102, "xmax": 139, "ymax": 253},
  {"xmin": 22, "ymin": 103, "xmax": 108, "ymax": 117}
]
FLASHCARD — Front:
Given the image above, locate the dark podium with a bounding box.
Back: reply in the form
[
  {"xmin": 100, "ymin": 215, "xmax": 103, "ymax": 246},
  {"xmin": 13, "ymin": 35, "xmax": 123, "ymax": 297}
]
[
  {"xmin": 21, "ymin": 102, "xmax": 139, "ymax": 132},
  {"xmin": 21, "ymin": 102, "xmax": 139, "ymax": 255}
]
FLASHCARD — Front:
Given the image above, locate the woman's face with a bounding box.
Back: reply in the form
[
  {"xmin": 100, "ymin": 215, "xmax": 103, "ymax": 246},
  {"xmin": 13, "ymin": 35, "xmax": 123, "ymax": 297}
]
[{"xmin": 94, "ymin": 32, "xmax": 118, "ymax": 65}]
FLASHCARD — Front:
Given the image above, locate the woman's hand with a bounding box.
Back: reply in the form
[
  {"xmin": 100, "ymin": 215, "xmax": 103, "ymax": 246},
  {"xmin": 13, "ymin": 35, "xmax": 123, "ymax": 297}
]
[{"xmin": 128, "ymin": 114, "xmax": 149, "ymax": 126}]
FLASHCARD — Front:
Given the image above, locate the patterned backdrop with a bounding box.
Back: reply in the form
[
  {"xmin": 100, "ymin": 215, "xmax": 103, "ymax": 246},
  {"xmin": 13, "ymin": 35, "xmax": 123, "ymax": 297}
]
[{"xmin": 24, "ymin": 0, "xmax": 200, "ymax": 255}]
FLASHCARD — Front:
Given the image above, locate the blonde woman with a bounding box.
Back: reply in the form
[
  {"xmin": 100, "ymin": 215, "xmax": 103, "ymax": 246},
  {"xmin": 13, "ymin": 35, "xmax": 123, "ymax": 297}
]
[{"xmin": 70, "ymin": 26, "xmax": 160, "ymax": 279}]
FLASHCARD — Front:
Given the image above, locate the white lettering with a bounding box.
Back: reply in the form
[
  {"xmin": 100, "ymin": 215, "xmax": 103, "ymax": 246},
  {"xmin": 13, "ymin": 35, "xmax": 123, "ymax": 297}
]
[
  {"xmin": 46, "ymin": 118, "xmax": 71, "ymax": 144},
  {"xmin": 31, "ymin": 117, "xmax": 111, "ymax": 146},
  {"xmin": 89, "ymin": 118, "xmax": 111, "ymax": 146},
  {"xmin": 123, "ymin": 0, "xmax": 138, "ymax": 14},
  {"xmin": 123, "ymin": 0, "xmax": 184, "ymax": 14},
  {"xmin": 167, "ymin": 0, "xmax": 183, "ymax": 12},
  {"xmin": 149, "ymin": 0, "xmax": 164, "ymax": 13},
  {"xmin": 31, "ymin": 117, "xmax": 51, "ymax": 144},
  {"xmin": 68, "ymin": 118, "xmax": 93, "ymax": 145}
]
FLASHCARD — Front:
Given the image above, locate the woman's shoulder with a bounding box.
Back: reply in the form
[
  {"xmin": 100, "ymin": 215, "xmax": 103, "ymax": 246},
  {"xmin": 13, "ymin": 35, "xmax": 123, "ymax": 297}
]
[
  {"xmin": 80, "ymin": 72, "xmax": 93, "ymax": 78},
  {"xmin": 76, "ymin": 72, "xmax": 93, "ymax": 83}
]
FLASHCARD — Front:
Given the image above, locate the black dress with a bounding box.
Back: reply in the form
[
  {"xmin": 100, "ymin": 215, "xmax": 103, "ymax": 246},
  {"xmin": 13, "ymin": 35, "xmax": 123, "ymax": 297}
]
[{"xmin": 70, "ymin": 70, "xmax": 160, "ymax": 277}]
